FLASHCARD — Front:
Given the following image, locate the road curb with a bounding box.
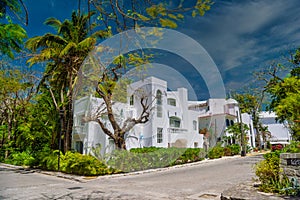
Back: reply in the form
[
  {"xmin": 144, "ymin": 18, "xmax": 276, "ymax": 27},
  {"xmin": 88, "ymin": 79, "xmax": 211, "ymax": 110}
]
[{"xmin": 0, "ymin": 153, "xmax": 262, "ymax": 182}]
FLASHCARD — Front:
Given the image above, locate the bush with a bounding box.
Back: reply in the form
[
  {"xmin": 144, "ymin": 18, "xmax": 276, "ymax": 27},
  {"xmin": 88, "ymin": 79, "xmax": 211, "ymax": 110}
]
[
  {"xmin": 107, "ymin": 147, "xmax": 205, "ymax": 172},
  {"xmin": 5, "ymin": 151, "xmax": 35, "ymax": 166},
  {"xmin": 223, "ymin": 147, "xmax": 232, "ymax": 156},
  {"xmin": 38, "ymin": 151, "xmax": 114, "ymax": 176},
  {"xmin": 255, "ymin": 151, "xmax": 285, "ymax": 193},
  {"xmin": 61, "ymin": 152, "xmax": 114, "ymax": 176},
  {"xmin": 176, "ymin": 148, "xmax": 205, "ymax": 164},
  {"xmin": 229, "ymin": 144, "xmax": 240, "ymax": 155},
  {"xmin": 282, "ymin": 141, "xmax": 300, "ymax": 153},
  {"xmin": 208, "ymin": 145, "xmax": 224, "ymax": 159}
]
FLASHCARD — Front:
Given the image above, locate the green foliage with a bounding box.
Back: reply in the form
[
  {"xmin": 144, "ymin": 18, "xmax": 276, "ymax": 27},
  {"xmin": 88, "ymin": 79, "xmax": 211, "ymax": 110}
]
[
  {"xmin": 60, "ymin": 151, "xmax": 114, "ymax": 176},
  {"xmin": 208, "ymin": 144, "xmax": 224, "ymax": 159},
  {"xmin": 282, "ymin": 141, "xmax": 300, "ymax": 153},
  {"xmin": 107, "ymin": 147, "xmax": 205, "ymax": 172},
  {"xmin": 0, "ymin": 23, "xmax": 27, "ymax": 58},
  {"xmin": 255, "ymin": 151, "xmax": 282, "ymax": 193},
  {"xmin": 226, "ymin": 144, "xmax": 240, "ymax": 156},
  {"xmin": 39, "ymin": 151, "xmax": 115, "ymax": 176},
  {"xmin": 256, "ymin": 150, "xmax": 300, "ymax": 196},
  {"xmin": 26, "ymin": 11, "xmax": 111, "ymax": 152},
  {"xmin": 226, "ymin": 123, "xmax": 250, "ymax": 146},
  {"xmin": 0, "ymin": 0, "xmax": 27, "ymax": 58},
  {"xmin": 5, "ymin": 151, "xmax": 35, "ymax": 166},
  {"xmin": 93, "ymin": 0, "xmax": 212, "ymax": 32},
  {"xmin": 265, "ymin": 55, "xmax": 300, "ymax": 141}
]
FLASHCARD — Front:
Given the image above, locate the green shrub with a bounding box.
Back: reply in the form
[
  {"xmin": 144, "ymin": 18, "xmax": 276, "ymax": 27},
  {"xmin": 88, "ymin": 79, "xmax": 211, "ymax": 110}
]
[
  {"xmin": 229, "ymin": 144, "xmax": 240, "ymax": 155},
  {"xmin": 255, "ymin": 151, "xmax": 285, "ymax": 193},
  {"xmin": 175, "ymin": 148, "xmax": 205, "ymax": 164},
  {"xmin": 208, "ymin": 145, "xmax": 224, "ymax": 159},
  {"xmin": 108, "ymin": 147, "xmax": 186, "ymax": 172},
  {"xmin": 39, "ymin": 150, "xmax": 60, "ymax": 171},
  {"xmin": 107, "ymin": 147, "xmax": 205, "ymax": 172},
  {"xmin": 61, "ymin": 151, "xmax": 114, "ymax": 176},
  {"xmin": 5, "ymin": 151, "xmax": 35, "ymax": 166},
  {"xmin": 282, "ymin": 141, "xmax": 300, "ymax": 153}
]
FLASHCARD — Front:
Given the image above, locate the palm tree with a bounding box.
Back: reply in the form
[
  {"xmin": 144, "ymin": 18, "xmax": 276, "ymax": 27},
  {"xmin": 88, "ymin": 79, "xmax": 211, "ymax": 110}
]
[{"xmin": 26, "ymin": 11, "xmax": 110, "ymax": 152}]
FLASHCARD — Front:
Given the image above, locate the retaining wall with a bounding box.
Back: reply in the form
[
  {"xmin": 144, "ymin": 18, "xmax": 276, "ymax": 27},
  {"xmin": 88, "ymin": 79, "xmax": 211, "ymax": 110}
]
[{"xmin": 280, "ymin": 153, "xmax": 300, "ymax": 183}]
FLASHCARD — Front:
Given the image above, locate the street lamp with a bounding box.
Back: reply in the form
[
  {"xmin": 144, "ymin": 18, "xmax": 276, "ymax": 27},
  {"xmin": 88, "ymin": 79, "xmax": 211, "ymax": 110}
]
[{"xmin": 58, "ymin": 109, "xmax": 64, "ymax": 172}]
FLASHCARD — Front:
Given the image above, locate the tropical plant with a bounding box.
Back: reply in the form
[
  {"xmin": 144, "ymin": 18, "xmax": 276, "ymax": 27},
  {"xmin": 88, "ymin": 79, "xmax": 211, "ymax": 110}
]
[{"xmin": 25, "ymin": 11, "xmax": 111, "ymax": 152}]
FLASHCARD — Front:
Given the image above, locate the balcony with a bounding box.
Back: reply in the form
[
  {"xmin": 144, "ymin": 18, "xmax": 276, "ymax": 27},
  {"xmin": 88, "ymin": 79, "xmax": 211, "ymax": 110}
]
[{"xmin": 167, "ymin": 127, "xmax": 188, "ymax": 134}]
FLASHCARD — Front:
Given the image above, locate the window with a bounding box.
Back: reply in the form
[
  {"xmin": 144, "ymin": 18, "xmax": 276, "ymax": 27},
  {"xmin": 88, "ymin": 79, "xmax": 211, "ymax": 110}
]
[
  {"xmin": 193, "ymin": 120, "xmax": 197, "ymax": 131},
  {"xmin": 194, "ymin": 142, "xmax": 198, "ymax": 148},
  {"xmin": 130, "ymin": 95, "xmax": 134, "ymax": 105},
  {"xmin": 156, "ymin": 90, "xmax": 162, "ymax": 105},
  {"xmin": 169, "ymin": 116, "xmax": 181, "ymax": 128},
  {"xmin": 157, "ymin": 128, "xmax": 163, "ymax": 143},
  {"xmin": 75, "ymin": 141, "xmax": 83, "ymax": 154},
  {"xmin": 230, "ymin": 120, "xmax": 234, "ymax": 126},
  {"xmin": 167, "ymin": 98, "xmax": 176, "ymax": 106},
  {"xmin": 226, "ymin": 119, "xmax": 230, "ymax": 127},
  {"xmin": 156, "ymin": 90, "xmax": 163, "ymax": 117}
]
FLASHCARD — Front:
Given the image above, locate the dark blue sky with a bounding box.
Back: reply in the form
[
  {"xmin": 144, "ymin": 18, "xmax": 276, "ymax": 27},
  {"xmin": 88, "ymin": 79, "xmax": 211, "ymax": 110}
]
[{"xmin": 24, "ymin": 0, "xmax": 300, "ymax": 100}]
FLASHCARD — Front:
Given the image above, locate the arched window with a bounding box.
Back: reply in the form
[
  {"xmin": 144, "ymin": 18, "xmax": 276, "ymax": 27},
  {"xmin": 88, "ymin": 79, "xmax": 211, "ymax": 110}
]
[
  {"xmin": 230, "ymin": 120, "xmax": 234, "ymax": 126},
  {"xmin": 130, "ymin": 95, "xmax": 134, "ymax": 105},
  {"xmin": 226, "ymin": 119, "xmax": 230, "ymax": 127},
  {"xmin": 156, "ymin": 90, "xmax": 162, "ymax": 117},
  {"xmin": 193, "ymin": 120, "xmax": 197, "ymax": 130},
  {"xmin": 156, "ymin": 90, "xmax": 162, "ymax": 105}
]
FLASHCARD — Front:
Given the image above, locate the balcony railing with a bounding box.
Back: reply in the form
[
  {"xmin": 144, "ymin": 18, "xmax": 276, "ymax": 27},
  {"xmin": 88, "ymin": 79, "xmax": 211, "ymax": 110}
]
[{"xmin": 167, "ymin": 127, "xmax": 188, "ymax": 134}]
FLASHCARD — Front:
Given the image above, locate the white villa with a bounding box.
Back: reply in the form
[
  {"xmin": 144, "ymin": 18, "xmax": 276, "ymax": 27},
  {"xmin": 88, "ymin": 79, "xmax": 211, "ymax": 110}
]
[
  {"xmin": 72, "ymin": 76, "xmax": 256, "ymax": 155},
  {"xmin": 259, "ymin": 111, "xmax": 291, "ymax": 146}
]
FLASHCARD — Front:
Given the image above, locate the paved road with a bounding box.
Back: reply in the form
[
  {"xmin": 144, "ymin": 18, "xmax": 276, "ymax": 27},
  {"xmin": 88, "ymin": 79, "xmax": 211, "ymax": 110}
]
[{"xmin": 0, "ymin": 155, "xmax": 263, "ymax": 200}]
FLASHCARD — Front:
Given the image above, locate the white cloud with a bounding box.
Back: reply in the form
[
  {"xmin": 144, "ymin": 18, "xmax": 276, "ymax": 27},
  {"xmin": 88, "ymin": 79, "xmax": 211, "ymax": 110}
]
[{"xmin": 180, "ymin": 0, "xmax": 300, "ymax": 74}]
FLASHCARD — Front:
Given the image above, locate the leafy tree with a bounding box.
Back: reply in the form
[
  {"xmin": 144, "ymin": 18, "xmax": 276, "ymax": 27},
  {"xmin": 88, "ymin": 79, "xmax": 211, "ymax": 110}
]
[
  {"xmin": 90, "ymin": 0, "xmax": 213, "ymax": 31},
  {"xmin": 25, "ymin": 11, "xmax": 110, "ymax": 152},
  {"xmin": 0, "ymin": 0, "xmax": 28, "ymax": 58},
  {"xmin": 16, "ymin": 87, "xmax": 59, "ymax": 153},
  {"xmin": 266, "ymin": 75, "xmax": 300, "ymax": 140},
  {"xmin": 264, "ymin": 48, "xmax": 300, "ymax": 141},
  {"xmin": 0, "ymin": 67, "xmax": 36, "ymax": 158},
  {"xmin": 233, "ymin": 93, "xmax": 264, "ymax": 148}
]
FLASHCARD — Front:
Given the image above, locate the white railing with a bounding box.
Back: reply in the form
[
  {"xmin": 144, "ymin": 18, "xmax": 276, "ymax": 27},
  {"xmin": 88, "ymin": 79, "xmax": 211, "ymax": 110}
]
[{"xmin": 167, "ymin": 128, "xmax": 188, "ymax": 134}]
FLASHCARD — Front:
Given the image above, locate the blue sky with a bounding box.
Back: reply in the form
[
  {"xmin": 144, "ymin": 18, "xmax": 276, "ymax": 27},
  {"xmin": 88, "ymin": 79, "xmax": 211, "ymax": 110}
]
[{"xmin": 24, "ymin": 0, "xmax": 300, "ymax": 100}]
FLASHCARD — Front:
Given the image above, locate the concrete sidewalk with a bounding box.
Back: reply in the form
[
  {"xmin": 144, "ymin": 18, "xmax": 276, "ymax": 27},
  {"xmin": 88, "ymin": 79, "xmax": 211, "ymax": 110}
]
[{"xmin": 221, "ymin": 181, "xmax": 299, "ymax": 200}]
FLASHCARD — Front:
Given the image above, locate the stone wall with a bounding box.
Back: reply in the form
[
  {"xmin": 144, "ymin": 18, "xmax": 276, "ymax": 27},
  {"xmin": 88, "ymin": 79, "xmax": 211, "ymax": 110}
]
[{"xmin": 280, "ymin": 153, "xmax": 300, "ymax": 183}]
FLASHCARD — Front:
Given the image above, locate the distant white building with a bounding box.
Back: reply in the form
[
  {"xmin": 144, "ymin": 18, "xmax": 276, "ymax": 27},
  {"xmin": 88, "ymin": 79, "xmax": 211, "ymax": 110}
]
[
  {"xmin": 259, "ymin": 111, "xmax": 291, "ymax": 145},
  {"xmin": 72, "ymin": 76, "xmax": 255, "ymax": 155},
  {"xmin": 189, "ymin": 98, "xmax": 255, "ymax": 148}
]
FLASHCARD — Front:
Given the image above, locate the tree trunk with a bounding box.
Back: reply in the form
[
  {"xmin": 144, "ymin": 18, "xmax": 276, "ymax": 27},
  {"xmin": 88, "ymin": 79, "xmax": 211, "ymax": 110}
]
[
  {"xmin": 5, "ymin": 116, "xmax": 12, "ymax": 159},
  {"xmin": 64, "ymin": 99, "xmax": 73, "ymax": 152},
  {"xmin": 114, "ymin": 135, "xmax": 126, "ymax": 150},
  {"xmin": 254, "ymin": 126, "xmax": 262, "ymax": 149}
]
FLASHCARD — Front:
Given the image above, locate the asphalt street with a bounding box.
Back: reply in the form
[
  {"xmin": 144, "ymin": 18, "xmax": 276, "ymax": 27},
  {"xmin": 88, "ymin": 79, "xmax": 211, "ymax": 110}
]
[{"xmin": 0, "ymin": 154, "xmax": 264, "ymax": 200}]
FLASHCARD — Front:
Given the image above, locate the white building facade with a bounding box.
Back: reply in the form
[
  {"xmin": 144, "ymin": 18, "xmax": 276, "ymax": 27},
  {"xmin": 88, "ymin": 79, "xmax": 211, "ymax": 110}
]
[
  {"xmin": 72, "ymin": 77, "xmax": 255, "ymax": 155},
  {"xmin": 259, "ymin": 111, "xmax": 291, "ymax": 146}
]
